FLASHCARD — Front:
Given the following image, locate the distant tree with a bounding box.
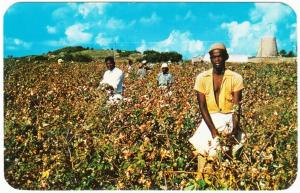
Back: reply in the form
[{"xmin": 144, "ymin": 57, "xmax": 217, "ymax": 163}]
[
  {"xmin": 142, "ymin": 50, "xmax": 182, "ymax": 63},
  {"xmin": 143, "ymin": 50, "xmax": 160, "ymax": 63},
  {"xmin": 166, "ymin": 51, "xmax": 182, "ymax": 62},
  {"xmin": 33, "ymin": 55, "xmax": 48, "ymax": 61},
  {"xmin": 279, "ymin": 49, "xmax": 287, "ymax": 56},
  {"xmin": 144, "ymin": 50, "xmax": 159, "ymax": 55},
  {"xmin": 51, "ymin": 46, "xmax": 88, "ymax": 55},
  {"xmin": 63, "ymin": 53, "xmax": 73, "ymax": 61},
  {"xmin": 119, "ymin": 50, "xmax": 140, "ymax": 57},
  {"xmin": 287, "ymin": 51, "xmax": 296, "ymax": 57},
  {"xmin": 72, "ymin": 54, "xmax": 93, "ymax": 62}
]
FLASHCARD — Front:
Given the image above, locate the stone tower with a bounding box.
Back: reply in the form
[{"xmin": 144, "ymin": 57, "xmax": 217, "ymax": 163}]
[{"xmin": 256, "ymin": 36, "xmax": 278, "ymax": 57}]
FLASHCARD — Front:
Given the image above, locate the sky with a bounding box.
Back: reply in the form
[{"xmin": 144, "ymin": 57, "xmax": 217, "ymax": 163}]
[{"xmin": 3, "ymin": 1, "xmax": 297, "ymax": 59}]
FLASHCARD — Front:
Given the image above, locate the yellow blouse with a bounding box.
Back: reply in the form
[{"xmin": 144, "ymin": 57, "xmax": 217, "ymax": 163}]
[{"xmin": 194, "ymin": 68, "xmax": 244, "ymax": 114}]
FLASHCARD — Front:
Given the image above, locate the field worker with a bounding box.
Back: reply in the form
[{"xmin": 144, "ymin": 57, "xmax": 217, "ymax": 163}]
[
  {"xmin": 125, "ymin": 59, "xmax": 133, "ymax": 78},
  {"xmin": 157, "ymin": 62, "xmax": 174, "ymax": 89},
  {"xmin": 189, "ymin": 43, "xmax": 245, "ymax": 177},
  {"xmin": 126, "ymin": 59, "xmax": 133, "ymax": 72},
  {"xmin": 99, "ymin": 56, "xmax": 125, "ymax": 102},
  {"xmin": 137, "ymin": 60, "xmax": 147, "ymax": 79},
  {"xmin": 57, "ymin": 58, "xmax": 64, "ymax": 64}
]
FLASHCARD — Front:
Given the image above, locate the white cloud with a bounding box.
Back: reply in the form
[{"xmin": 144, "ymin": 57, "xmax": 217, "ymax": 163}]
[
  {"xmin": 176, "ymin": 10, "xmax": 195, "ymax": 21},
  {"xmin": 137, "ymin": 40, "xmax": 147, "ymax": 53},
  {"xmin": 289, "ymin": 23, "xmax": 296, "ymax": 41},
  {"xmin": 45, "ymin": 22, "xmax": 97, "ymax": 47},
  {"xmin": 137, "ymin": 30, "xmax": 204, "ymax": 58},
  {"xmin": 140, "ymin": 12, "xmax": 161, "ymax": 24},
  {"xmin": 184, "ymin": 11, "xmax": 194, "ymax": 20},
  {"xmin": 66, "ymin": 3, "xmax": 78, "ymax": 10},
  {"xmin": 221, "ymin": 21, "xmax": 258, "ymax": 55},
  {"xmin": 46, "ymin": 25, "xmax": 57, "ymax": 34},
  {"xmin": 5, "ymin": 37, "xmax": 32, "ymax": 50},
  {"xmin": 65, "ymin": 23, "xmax": 92, "ymax": 44},
  {"xmin": 78, "ymin": 3, "xmax": 107, "ymax": 18},
  {"xmin": 45, "ymin": 39, "xmax": 69, "ymax": 47},
  {"xmin": 250, "ymin": 3, "xmax": 291, "ymax": 23},
  {"xmin": 95, "ymin": 33, "xmax": 113, "ymax": 47},
  {"xmin": 221, "ymin": 3, "xmax": 292, "ymax": 55},
  {"xmin": 128, "ymin": 20, "xmax": 137, "ymax": 27},
  {"xmin": 45, "ymin": 23, "xmax": 92, "ymax": 47},
  {"xmin": 52, "ymin": 3, "xmax": 107, "ymax": 20},
  {"xmin": 106, "ymin": 18, "xmax": 125, "ymax": 29},
  {"xmin": 52, "ymin": 7, "xmax": 70, "ymax": 19},
  {"xmin": 208, "ymin": 12, "xmax": 227, "ymax": 21},
  {"xmin": 14, "ymin": 38, "xmax": 31, "ymax": 48}
]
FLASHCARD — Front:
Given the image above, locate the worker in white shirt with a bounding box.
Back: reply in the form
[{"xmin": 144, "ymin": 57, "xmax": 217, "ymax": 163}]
[
  {"xmin": 137, "ymin": 60, "xmax": 147, "ymax": 79},
  {"xmin": 157, "ymin": 63, "xmax": 174, "ymax": 89},
  {"xmin": 99, "ymin": 56, "xmax": 125, "ymax": 102}
]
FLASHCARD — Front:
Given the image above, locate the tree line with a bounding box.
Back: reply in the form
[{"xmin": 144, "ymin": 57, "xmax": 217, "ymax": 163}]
[
  {"xmin": 278, "ymin": 49, "xmax": 296, "ymax": 57},
  {"xmin": 141, "ymin": 50, "xmax": 183, "ymax": 63}
]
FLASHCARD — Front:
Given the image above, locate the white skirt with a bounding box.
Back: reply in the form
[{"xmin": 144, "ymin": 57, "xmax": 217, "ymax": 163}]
[{"xmin": 189, "ymin": 113, "xmax": 241, "ymax": 157}]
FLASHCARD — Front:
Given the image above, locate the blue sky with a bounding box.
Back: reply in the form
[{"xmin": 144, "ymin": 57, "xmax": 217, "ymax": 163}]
[{"xmin": 3, "ymin": 2, "xmax": 297, "ymax": 59}]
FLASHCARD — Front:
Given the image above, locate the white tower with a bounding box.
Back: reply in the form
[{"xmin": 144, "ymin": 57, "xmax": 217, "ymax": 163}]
[{"xmin": 256, "ymin": 36, "xmax": 278, "ymax": 57}]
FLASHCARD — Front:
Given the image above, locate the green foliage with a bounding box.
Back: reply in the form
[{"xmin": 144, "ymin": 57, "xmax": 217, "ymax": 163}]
[
  {"xmin": 142, "ymin": 50, "xmax": 182, "ymax": 63},
  {"xmin": 279, "ymin": 49, "xmax": 296, "ymax": 57},
  {"xmin": 286, "ymin": 51, "xmax": 296, "ymax": 57},
  {"xmin": 72, "ymin": 54, "xmax": 93, "ymax": 62},
  {"xmin": 279, "ymin": 49, "xmax": 287, "ymax": 56},
  {"xmin": 60, "ymin": 53, "xmax": 93, "ymax": 62},
  {"xmin": 49, "ymin": 46, "xmax": 89, "ymax": 55},
  {"xmin": 119, "ymin": 50, "xmax": 140, "ymax": 57},
  {"xmin": 32, "ymin": 55, "xmax": 48, "ymax": 61},
  {"xmin": 63, "ymin": 53, "xmax": 74, "ymax": 61}
]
